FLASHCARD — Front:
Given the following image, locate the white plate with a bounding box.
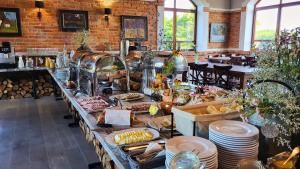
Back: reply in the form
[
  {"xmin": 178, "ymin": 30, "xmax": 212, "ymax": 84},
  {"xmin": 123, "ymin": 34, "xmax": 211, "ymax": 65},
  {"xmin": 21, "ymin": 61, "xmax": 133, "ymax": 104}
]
[
  {"xmin": 105, "ymin": 128, "xmax": 160, "ymax": 147},
  {"xmin": 166, "ymin": 136, "xmax": 217, "ymax": 159},
  {"xmin": 148, "ymin": 115, "xmax": 175, "ymax": 131},
  {"xmin": 218, "ymin": 150, "xmax": 258, "ymax": 157},
  {"xmin": 111, "ymin": 93, "xmax": 144, "ymax": 101},
  {"xmin": 210, "ymin": 137, "xmax": 258, "ymax": 147},
  {"xmin": 209, "ymin": 134, "xmax": 258, "ymax": 144},
  {"xmin": 210, "ymin": 138, "xmax": 258, "ymax": 148},
  {"xmin": 209, "ymin": 131, "xmax": 259, "ymax": 141},
  {"xmin": 209, "ymin": 134, "xmax": 259, "ymax": 144},
  {"xmin": 209, "ymin": 120, "xmax": 259, "ymax": 138},
  {"xmin": 218, "ymin": 153, "xmax": 258, "ymax": 160},
  {"xmin": 216, "ymin": 144, "xmax": 259, "ymax": 151}
]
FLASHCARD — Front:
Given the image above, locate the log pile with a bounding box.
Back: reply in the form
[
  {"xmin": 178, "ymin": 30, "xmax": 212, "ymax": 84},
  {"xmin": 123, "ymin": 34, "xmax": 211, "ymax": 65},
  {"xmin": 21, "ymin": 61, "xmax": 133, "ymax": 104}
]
[
  {"xmin": 0, "ymin": 74, "xmax": 54, "ymax": 100},
  {"xmin": 35, "ymin": 75, "xmax": 54, "ymax": 97}
]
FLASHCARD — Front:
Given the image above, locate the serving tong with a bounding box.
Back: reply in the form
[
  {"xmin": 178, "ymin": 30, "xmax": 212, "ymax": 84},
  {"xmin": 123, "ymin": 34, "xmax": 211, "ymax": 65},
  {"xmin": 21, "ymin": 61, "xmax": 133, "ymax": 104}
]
[
  {"xmin": 123, "ymin": 139, "xmax": 165, "ymax": 151},
  {"xmin": 122, "ymin": 139, "xmax": 166, "ymax": 161}
]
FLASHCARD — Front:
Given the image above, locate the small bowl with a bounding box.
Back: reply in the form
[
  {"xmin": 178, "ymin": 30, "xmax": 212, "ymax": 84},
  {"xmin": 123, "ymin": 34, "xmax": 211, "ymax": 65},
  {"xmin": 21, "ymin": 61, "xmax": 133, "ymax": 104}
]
[
  {"xmin": 169, "ymin": 151, "xmax": 206, "ymax": 169},
  {"xmin": 267, "ymin": 152, "xmax": 297, "ymax": 169}
]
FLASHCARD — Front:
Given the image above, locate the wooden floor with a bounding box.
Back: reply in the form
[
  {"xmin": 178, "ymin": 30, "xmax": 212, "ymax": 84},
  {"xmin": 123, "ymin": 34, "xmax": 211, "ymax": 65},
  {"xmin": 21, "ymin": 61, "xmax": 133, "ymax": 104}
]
[{"xmin": 0, "ymin": 97, "xmax": 100, "ymax": 169}]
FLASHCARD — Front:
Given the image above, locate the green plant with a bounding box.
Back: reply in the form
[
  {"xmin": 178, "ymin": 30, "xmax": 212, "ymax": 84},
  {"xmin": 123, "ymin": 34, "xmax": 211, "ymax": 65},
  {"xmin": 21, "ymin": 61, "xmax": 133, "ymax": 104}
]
[
  {"xmin": 243, "ymin": 27, "xmax": 300, "ymax": 146},
  {"xmin": 73, "ymin": 30, "xmax": 90, "ymax": 45},
  {"xmin": 255, "ymin": 28, "xmax": 300, "ymax": 91}
]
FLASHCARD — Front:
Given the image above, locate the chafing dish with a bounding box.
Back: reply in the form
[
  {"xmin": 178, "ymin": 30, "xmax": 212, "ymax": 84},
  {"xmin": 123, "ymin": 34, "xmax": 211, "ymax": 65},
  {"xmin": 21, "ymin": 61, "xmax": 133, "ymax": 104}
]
[
  {"xmin": 69, "ymin": 50, "xmax": 92, "ymax": 92},
  {"xmin": 126, "ymin": 51, "xmax": 143, "ymax": 71},
  {"xmin": 79, "ymin": 52, "xmax": 127, "ymax": 96}
]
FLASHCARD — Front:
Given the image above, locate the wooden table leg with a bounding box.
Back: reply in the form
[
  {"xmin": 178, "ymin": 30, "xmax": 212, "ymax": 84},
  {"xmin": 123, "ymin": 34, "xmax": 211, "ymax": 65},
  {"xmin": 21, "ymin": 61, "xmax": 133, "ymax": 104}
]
[
  {"xmin": 240, "ymin": 74, "xmax": 249, "ymax": 89},
  {"xmin": 240, "ymin": 74, "xmax": 254, "ymax": 89}
]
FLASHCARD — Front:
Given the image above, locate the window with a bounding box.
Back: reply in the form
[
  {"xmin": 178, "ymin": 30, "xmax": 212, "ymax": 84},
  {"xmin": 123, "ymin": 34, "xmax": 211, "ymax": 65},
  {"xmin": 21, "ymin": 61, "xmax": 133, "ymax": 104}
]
[
  {"xmin": 163, "ymin": 0, "xmax": 196, "ymax": 50},
  {"xmin": 253, "ymin": 0, "xmax": 300, "ymax": 48}
]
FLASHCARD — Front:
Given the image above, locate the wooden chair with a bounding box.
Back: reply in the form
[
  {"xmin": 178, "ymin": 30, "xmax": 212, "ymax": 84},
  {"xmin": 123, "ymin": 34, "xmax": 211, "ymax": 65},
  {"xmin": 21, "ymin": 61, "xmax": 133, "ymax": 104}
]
[
  {"xmin": 229, "ymin": 57, "xmax": 243, "ymax": 65},
  {"xmin": 245, "ymin": 56, "xmax": 256, "ymax": 67},
  {"xmin": 213, "ymin": 65, "xmax": 234, "ymax": 89},
  {"xmin": 188, "ymin": 63, "xmax": 213, "ymax": 85}
]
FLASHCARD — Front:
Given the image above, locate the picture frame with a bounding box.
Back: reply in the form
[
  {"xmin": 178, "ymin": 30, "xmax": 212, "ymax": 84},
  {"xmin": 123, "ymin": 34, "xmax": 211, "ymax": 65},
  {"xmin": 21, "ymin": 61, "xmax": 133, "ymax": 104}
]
[
  {"xmin": 0, "ymin": 8, "xmax": 22, "ymax": 37},
  {"xmin": 210, "ymin": 23, "xmax": 228, "ymax": 43},
  {"xmin": 121, "ymin": 16, "xmax": 148, "ymax": 41},
  {"xmin": 59, "ymin": 10, "xmax": 89, "ymax": 32}
]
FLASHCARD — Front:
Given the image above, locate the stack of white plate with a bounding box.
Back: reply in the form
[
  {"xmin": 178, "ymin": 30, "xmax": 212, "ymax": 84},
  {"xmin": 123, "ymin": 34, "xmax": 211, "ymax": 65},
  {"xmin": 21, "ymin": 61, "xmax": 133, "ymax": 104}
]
[
  {"xmin": 165, "ymin": 136, "xmax": 218, "ymax": 169},
  {"xmin": 209, "ymin": 120, "xmax": 259, "ymax": 169}
]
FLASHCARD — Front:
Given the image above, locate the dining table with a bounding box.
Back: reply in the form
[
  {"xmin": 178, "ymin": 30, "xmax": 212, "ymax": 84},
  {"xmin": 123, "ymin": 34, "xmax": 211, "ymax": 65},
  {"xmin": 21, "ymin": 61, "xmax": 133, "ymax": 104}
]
[
  {"xmin": 208, "ymin": 56, "xmax": 231, "ymax": 63},
  {"xmin": 192, "ymin": 61, "xmax": 256, "ymax": 89}
]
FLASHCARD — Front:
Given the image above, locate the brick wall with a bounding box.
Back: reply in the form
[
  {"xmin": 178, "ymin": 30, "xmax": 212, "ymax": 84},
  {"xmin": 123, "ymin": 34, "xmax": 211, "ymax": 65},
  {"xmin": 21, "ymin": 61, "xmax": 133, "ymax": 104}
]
[
  {"xmin": 0, "ymin": 0, "xmax": 158, "ymax": 52},
  {"xmin": 228, "ymin": 11, "xmax": 241, "ymax": 48},
  {"xmin": 208, "ymin": 10, "xmax": 241, "ymax": 49}
]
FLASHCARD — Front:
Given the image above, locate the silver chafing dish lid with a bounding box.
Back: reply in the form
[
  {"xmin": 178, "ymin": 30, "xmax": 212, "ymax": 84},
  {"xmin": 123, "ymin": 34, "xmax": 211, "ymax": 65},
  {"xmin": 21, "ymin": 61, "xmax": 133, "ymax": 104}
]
[
  {"xmin": 80, "ymin": 52, "xmax": 125, "ymax": 73},
  {"xmin": 71, "ymin": 50, "xmax": 92, "ymax": 65}
]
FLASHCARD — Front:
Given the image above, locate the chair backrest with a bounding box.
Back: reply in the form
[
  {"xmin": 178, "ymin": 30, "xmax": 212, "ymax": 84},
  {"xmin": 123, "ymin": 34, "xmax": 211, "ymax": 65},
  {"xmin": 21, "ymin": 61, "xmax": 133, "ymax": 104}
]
[
  {"xmin": 213, "ymin": 65, "xmax": 232, "ymax": 89},
  {"xmin": 208, "ymin": 58, "xmax": 222, "ymax": 63},
  {"xmin": 189, "ymin": 63, "xmax": 208, "ymax": 70},
  {"xmin": 213, "ymin": 65, "xmax": 232, "ymax": 71},
  {"xmin": 245, "ymin": 56, "xmax": 256, "ymax": 67},
  {"xmin": 188, "ymin": 63, "xmax": 209, "ymax": 85},
  {"xmin": 230, "ymin": 57, "xmax": 242, "ymax": 65}
]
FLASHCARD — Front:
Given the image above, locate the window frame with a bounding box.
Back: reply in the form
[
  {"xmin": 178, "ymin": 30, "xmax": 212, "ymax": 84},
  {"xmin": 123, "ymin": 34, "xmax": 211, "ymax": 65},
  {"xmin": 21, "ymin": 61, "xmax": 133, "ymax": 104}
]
[
  {"xmin": 252, "ymin": 0, "xmax": 300, "ymax": 45},
  {"xmin": 164, "ymin": 0, "xmax": 197, "ymax": 50}
]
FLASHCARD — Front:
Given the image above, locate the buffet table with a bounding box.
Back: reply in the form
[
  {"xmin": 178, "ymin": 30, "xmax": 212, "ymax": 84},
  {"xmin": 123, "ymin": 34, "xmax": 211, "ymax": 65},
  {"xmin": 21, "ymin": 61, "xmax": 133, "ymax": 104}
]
[
  {"xmin": 3, "ymin": 67, "xmax": 295, "ymax": 169},
  {"xmin": 48, "ymin": 69, "xmax": 165, "ymax": 169}
]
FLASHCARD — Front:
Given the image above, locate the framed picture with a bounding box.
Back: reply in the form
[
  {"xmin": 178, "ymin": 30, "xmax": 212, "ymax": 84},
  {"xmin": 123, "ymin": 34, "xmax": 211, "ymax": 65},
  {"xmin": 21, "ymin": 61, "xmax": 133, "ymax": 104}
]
[
  {"xmin": 0, "ymin": 8, "xmax": 22, "ymax": 37},
  {"xmin": 121, "ymin": 16, "xmax": 148, "ymax": 41},
  {"xmin": 210, "ymin": 23, "xmax": 227, "ymax": 43},
  {"xmin": 59, "ymin": 10, "xmax": 89, "ymax": 32}
]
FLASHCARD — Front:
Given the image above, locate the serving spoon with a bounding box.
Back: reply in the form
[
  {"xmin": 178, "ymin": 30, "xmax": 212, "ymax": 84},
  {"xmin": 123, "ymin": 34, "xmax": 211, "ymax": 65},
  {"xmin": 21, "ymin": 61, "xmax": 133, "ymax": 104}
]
[{"xmin": 283, "ymin": 146, "xmax": 300, "ymax": 166}]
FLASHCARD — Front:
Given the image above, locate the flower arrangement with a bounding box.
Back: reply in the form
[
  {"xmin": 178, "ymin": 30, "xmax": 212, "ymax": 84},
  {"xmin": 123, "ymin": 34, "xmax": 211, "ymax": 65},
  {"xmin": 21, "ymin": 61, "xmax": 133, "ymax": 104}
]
[
  {"xmin": 173, "ymin": 50, "xmax": 181, "ymax": 56},
  {"xmin": 241, "ymin": 28, "xmax": 300, "ymax": 146},
  {"xmin": 73, "ymin": 30, "xmax": 90, "ymax": 45},
  {"xmin": 73, "ymin": 30, "xmax": 92, "ymax": 51}
]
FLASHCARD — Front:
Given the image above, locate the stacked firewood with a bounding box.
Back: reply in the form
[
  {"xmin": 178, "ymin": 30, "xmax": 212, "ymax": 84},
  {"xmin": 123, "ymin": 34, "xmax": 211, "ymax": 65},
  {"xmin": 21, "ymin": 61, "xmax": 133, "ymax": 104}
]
[
  {"xmin": 0, "ymin": 75, "xmax": 54, "ymax": 100},
  {"xmin": 36, "ymin": 75, "xmax": 54, "ymax": 97}
]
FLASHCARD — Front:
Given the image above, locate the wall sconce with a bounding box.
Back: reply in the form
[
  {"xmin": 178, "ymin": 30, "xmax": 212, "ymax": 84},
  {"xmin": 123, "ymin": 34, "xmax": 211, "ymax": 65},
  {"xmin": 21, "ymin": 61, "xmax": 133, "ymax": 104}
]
[
  {"xmin": 104, "ymin": 8, "xmax": 112, "ymax": 24},
  {"xmin": 35, "ymin": 0, "xmax": 45, "ymax": 20}
]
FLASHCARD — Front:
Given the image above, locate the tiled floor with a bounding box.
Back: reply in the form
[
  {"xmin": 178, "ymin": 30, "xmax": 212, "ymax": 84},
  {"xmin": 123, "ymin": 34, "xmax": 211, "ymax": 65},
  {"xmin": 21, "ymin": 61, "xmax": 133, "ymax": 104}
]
[{"xmin": 0, "ymin": 97, "xmax": 100, "ymax": 169}]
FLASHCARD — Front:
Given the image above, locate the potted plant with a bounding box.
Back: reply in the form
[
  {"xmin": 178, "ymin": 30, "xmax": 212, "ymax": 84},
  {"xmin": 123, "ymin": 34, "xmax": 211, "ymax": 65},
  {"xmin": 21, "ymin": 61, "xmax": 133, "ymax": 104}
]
[{"xmin": 240, "ymin": 28, "xmax": 300, "ymax": 162}]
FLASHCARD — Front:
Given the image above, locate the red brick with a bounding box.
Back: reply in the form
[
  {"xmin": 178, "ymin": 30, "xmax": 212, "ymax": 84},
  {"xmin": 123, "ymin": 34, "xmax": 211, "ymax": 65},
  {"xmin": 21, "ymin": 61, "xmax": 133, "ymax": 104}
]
[{"xmin": 0, "ymin": 0, "xmax": 158, "ymax": 52}]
